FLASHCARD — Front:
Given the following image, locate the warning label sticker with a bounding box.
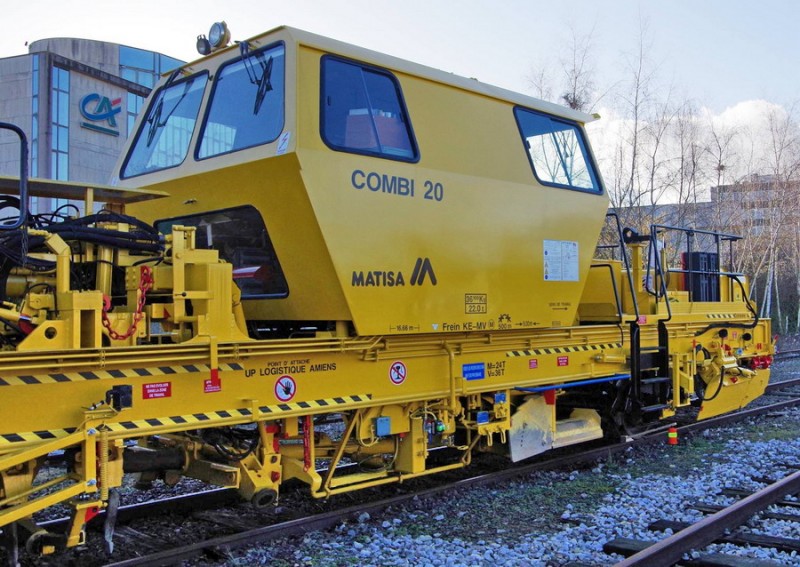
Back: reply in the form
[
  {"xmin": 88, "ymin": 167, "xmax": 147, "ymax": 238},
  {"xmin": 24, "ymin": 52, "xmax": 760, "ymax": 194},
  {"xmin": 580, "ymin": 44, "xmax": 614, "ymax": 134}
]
[
  {"xmin": 143, "ymin": 382, "xmax": 171, "ymax": 400},
  {"xmin": 204, "ymin": 369, "xmax": 222, "ymax": 394},
  {"xmin": 543, "ymin": 240, "xmax": 579, "ymax": 282}
]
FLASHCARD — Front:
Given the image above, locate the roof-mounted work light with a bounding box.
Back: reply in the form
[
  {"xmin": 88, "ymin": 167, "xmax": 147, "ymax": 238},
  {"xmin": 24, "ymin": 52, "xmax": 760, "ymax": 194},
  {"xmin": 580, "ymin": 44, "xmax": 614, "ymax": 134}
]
[
  {"xmin": 196, "ymin": 21, "xmax": 231, "ymax": 55},
  {"xmin": 209, "ymin": 22, "xmax": 230, "ymax": 49}
]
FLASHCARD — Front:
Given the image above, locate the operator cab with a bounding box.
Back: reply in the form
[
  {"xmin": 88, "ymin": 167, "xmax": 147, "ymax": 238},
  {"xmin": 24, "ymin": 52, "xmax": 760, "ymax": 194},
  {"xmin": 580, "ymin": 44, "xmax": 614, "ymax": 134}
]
[{"xmin": 117, "ymin": 26, "xmax": 608, "ymax": 337}]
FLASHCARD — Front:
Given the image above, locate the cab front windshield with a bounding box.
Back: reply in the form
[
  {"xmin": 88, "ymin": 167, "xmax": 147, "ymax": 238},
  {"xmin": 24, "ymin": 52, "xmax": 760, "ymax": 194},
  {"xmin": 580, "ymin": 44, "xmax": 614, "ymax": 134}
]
[
  {"xmin": 122, "ymin": 42, "xmax": 287, "ymax": 178},
  {"xmin": 122, "ymin": 73, "xmax": 208, "ymax": 178}
]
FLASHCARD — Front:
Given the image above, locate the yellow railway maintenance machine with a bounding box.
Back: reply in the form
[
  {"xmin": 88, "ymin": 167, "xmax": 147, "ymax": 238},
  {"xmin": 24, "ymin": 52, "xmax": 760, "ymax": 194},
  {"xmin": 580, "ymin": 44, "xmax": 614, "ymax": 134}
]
[{"xmin": 0, "ymin": 25, "xmax": 773, "ymax": 556}]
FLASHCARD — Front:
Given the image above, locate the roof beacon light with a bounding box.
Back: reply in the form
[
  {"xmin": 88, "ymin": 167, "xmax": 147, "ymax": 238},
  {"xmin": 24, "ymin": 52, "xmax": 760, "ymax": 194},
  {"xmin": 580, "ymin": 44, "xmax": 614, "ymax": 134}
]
[{"xmin": 196, "ymin": 35, "xmax": 211, "ymax": 55}]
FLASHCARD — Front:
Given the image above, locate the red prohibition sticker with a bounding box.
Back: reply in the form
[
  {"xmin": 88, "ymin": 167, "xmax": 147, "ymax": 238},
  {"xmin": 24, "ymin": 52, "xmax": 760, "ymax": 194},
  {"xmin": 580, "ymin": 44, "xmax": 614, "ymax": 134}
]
[
  {"xmin": 528, "ymin": 359, "xmax": 539, "ymax": 370},
  {"xmin": 389, "ymin": 361, "xmax": 407, "ymax": 385},
  {"xmin": 274, "ymin": 375, "xmax": 297, "ymax": 402},
  {"xmin": 557, "ymin": 356, "xmax": 569, "ymax": 367}
]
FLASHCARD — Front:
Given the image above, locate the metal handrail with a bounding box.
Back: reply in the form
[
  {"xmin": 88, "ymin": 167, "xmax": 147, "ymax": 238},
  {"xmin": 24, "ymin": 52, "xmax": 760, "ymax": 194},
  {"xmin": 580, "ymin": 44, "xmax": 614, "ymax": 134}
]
[
  {"xmin": 650, "ymin": 223, "xmax": 743, "ymax": 308},
  {"xmin": 606, "ymin": 211, "xmax": 640, "ymax": 321},
  {"xmin": 588, "ymin": 263, "xmax": 624, "ymax": 324},
  {"xmin": 0, "ymin": 122, "xmax": 29, "ymax": 230}
]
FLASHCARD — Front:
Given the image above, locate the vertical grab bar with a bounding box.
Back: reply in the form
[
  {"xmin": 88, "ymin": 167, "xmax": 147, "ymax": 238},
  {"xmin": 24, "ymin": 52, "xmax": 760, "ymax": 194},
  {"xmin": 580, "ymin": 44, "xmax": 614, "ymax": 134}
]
[{"xmin": 0, "ymin": 122, "xmax": 29, "ymax": 230}]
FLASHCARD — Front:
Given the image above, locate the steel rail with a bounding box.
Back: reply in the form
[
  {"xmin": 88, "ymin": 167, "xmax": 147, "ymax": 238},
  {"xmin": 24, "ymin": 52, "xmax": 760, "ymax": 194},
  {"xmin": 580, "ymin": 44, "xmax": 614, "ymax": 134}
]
[
  {"xmin": 765, "ymin": 376, "xmax": 800, "ymax": 392},
  {"xmin": 615, "ymin": 469, "xmax": 800, "ymax": 566}
]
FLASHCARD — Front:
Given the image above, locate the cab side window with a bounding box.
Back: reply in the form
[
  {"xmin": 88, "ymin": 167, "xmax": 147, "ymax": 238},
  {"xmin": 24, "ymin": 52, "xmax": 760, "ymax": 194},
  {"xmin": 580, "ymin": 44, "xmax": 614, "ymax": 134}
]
[
  {"xmin": 514, "ymin": 107, "xmax": 601, "ymax": 193},
  {"xmin": 321, "ymin": 56, "xmax": 418, "ymax": 161}
]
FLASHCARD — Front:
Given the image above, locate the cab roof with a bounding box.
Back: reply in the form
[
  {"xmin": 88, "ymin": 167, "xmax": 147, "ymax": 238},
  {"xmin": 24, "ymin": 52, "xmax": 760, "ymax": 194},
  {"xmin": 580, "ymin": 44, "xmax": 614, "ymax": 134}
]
[{"xmin": 187, "ymin": 25, "xmax": 597, "ymax": 125}]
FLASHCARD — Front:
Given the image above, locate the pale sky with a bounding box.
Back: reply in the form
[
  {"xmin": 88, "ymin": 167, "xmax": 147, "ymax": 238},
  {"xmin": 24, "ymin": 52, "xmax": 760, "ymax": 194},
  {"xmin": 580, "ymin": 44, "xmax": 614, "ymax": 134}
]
[{"xmin": 3, "ymin": 0, "xmax": 799, "ymax": 113}]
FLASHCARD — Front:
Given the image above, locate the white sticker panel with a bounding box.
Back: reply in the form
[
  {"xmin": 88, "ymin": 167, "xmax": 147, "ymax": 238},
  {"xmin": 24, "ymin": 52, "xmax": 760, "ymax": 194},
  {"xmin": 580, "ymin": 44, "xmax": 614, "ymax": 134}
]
[{"xmin": 543, "ymin": 240, "xmax": 579, "ymax": 282}]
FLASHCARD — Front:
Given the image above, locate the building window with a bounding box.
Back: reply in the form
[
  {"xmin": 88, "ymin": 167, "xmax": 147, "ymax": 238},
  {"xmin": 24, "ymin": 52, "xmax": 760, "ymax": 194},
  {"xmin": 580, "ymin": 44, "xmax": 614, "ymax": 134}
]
[
  {"xmin": 31, "ymin": 54, "xmax": 39, "ymax": 180},
  {"xmin": 51, "ymin": 66, "xmax": 70, "ymax": 182},
  {"xmin": 127, "ymin": 92, "xmax": 144, "ymax": 136},
  {"xmin": 120, "ymin": 46, "xmax": 183, "ymax": 89},
  {"xmin": 321, "ymin": 56, "xmax": 418, "ymax": 161},
  {"xmin": 514, "ymin": 107, "xmax": 601, "ymax": 193}
]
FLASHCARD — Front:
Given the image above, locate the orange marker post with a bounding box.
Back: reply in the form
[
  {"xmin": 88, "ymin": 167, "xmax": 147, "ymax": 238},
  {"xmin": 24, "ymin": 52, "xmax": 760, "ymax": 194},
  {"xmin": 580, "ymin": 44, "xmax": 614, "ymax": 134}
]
[{"xmin": 667, "ymin": 427, "xmax": 678, "ymax": 446}]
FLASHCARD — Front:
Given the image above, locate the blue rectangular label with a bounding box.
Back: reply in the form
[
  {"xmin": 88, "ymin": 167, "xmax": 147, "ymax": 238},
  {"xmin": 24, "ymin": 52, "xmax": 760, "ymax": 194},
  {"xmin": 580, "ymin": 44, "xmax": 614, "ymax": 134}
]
[{"xmin": 462, "ymin": 363, "xmax": 486, "ymax": 380}]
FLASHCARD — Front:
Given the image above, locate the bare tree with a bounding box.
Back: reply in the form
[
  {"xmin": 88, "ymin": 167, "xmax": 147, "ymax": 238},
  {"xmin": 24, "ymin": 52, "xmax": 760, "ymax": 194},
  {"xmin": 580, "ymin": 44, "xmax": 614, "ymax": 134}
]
[
  {"xmin": 605, "ymin": 19, "xmax": 659, "ymax": 233},
  {"xmin": 527, "ymin": 24, "xmax": 611, "ymax": 113},
  {"xmin": 523, "ymin": 12, "xmax": 800, "ymax": 335},
  {"xmin": 559, "ymin": 23, "xmax": 596, "ymax": 112},
  {"xmin": 762, "ymin": 105, "xmax": 800, "ymax": 331},
  {"xmin": 671, "ymin": 100, "xmax": 706, "ymax": 227}
]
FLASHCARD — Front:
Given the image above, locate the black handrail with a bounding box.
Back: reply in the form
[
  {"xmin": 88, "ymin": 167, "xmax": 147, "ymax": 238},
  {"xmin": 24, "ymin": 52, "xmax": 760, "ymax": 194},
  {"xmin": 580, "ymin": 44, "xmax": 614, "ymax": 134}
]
[
  {"xmin": 645, "ymin": 225, "xmax": 673, "ymax": 322},
  {"xmin": 650, "ymin": 223, "xmax": 742, "ymax": 308},
  {"xmin": 605, "ymin": 211, "xmax": 640, "ymax": 321},
  {"xmin": 0, "ymin": 122, "xmax": 29, "ymax": 230}
]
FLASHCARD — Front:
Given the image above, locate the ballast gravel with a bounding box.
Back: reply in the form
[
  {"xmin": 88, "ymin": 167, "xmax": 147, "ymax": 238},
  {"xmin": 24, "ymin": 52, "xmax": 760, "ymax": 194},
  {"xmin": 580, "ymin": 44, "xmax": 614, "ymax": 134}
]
[
  {"xmin": 216, "ymin": 358, "xmax": 800, "ymax": 566},
  {"xmin": 220, "ymin": 418, "xmax": 800, "ymax": 566}
]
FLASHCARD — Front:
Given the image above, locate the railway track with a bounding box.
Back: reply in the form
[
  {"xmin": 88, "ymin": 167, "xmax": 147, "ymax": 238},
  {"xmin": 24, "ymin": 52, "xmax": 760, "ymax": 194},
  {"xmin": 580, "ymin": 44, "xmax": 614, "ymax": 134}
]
[
  {"xmin": 8, "ymin": 366, "xmax": 800, "ymax": 566},
  {"xmin": 605, "ymin": 469, "xmax": 800, "ymax": 566},
  {"xmin": 596, "ymin": 371, "xmax": 800, "ymax": 566}
]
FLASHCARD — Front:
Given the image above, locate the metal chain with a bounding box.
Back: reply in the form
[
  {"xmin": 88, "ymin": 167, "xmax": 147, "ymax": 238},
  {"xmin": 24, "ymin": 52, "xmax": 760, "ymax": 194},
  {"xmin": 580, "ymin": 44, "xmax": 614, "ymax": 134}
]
[{"xmin": 101, "ymin": 265, "xmax": 153, "ymax": 341}]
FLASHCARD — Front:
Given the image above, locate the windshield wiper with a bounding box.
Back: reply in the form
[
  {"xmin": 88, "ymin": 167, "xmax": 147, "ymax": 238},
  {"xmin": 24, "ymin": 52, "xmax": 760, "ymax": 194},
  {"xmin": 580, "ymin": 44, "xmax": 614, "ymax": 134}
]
[
  {"xmin": 253, "ymin": 55, "xmax": 274, "ymax": 114},
  {"xmin": 240, "ymin": 43, "xmax": 273, "ymax": 115},
  {"xmin": 144, "ymin": 71, "xmax": 191, "ymax": 147}
]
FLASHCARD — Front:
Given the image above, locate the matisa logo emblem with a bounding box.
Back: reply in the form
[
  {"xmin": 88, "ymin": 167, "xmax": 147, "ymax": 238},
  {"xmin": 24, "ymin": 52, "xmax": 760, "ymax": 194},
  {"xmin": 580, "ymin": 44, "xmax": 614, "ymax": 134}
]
[
  {"xmin": 79, "ymin": 94, "xmax": 122, "ymax": 136},
  {"xmin": 352, "ymin": 257, "xmax": 437, "ymax": 287}
]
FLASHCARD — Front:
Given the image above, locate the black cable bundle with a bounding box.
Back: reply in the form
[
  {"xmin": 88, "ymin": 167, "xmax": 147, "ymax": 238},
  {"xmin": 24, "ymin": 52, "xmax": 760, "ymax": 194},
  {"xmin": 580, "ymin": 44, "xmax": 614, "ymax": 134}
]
[{"xmin": 0, "ymin": 198, "xmax": 165, "ymax": 300}]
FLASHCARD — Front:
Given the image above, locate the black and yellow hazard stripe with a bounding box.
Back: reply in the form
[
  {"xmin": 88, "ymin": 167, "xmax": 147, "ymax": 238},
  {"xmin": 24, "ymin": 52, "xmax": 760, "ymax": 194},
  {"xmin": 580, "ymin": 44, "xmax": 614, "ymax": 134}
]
[
  {"xmin": 0, "ymin": 428, "xmax": 77, "ymax": 445},
  {"xmin": 257, "ymin": 394, "xmax": 372, "ymax": 414},
  {"xmin": 0, "ymin": 362, "xmax": 243, "ymax": 387},
  {"xmin": 103, "ymin": 408, "xmax": 255, "ymax": 434},
  {"xmin": 507, "ymin": 343, "xmax": 622, "ymax": 357},
  {"xmin": 0, "ymin": 393, "xmax": 372, "ymax": 446},
  {"xmin": 706, "ymin": 313, "xmax": 737, "ymax": 319}
]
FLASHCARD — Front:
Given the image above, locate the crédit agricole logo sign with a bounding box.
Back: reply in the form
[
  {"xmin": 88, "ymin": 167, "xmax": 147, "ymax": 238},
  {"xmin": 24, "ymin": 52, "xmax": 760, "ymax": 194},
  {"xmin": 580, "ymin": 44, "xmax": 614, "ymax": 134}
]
[{"xmin": 79, "ymin": 94, "xmax": 122, "ymax": 136}]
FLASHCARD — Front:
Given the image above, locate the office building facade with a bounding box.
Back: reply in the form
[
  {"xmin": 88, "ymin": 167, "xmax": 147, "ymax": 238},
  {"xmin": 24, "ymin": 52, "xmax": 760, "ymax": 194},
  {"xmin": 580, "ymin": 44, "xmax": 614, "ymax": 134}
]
[{"xmin": 0, "ymin": 37, "xmax": 182, "ymax": 208}]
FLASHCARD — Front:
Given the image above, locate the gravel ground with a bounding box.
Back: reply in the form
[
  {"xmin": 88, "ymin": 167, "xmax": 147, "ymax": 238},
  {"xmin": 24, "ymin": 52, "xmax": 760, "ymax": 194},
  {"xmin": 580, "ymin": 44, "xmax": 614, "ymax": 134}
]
[{"xmin": 207, "ymin": 346, "xmax": 800, "ymax": 567}]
